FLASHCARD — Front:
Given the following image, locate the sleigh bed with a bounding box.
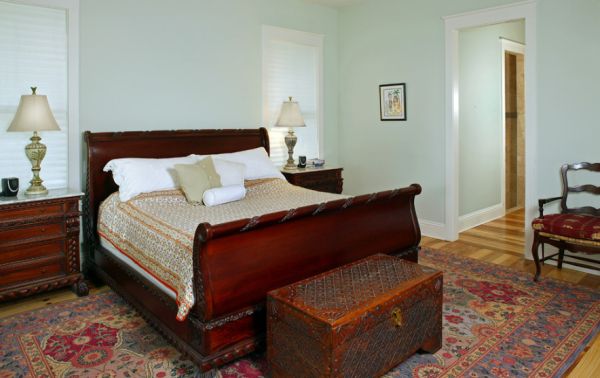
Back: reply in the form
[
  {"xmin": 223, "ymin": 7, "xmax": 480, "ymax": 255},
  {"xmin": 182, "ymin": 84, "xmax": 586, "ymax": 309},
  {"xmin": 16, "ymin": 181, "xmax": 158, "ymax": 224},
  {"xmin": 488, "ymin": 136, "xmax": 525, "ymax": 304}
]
[{"xmin": 84, "ymin": 128, "xmax": 422, "ymax": 372}]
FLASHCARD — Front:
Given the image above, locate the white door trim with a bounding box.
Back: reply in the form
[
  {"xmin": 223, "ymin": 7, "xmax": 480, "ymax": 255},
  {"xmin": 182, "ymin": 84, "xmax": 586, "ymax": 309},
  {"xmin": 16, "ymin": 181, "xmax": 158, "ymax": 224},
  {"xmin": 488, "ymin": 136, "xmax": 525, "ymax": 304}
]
[{"xmin": 443, "ymin": 1, "xmax": 537, "ymax": 252}]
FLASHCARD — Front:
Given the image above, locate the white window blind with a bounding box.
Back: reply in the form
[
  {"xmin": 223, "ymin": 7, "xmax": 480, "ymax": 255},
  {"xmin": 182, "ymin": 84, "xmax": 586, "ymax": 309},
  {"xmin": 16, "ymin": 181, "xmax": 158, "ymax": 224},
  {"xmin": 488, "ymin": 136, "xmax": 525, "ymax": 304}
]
[
  {"xmin": 0, "ymin": 1, "xmax": 68, "ymax": 190},
  {"xmin": 263, "ymin": 26, "xmax": 323, "ymax": 167}
]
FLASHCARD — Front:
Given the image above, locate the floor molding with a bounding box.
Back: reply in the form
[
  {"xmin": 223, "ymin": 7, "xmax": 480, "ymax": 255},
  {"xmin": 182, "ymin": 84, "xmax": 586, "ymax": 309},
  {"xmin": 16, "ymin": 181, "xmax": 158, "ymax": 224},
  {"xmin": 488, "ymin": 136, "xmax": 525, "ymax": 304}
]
[
  {"xmin": 420, "ymin": 219, "xmax": 447, "ymax": 240},
  {"xmin": 459, "ymin": 203, "xmax": 505, "ymax": 232}
]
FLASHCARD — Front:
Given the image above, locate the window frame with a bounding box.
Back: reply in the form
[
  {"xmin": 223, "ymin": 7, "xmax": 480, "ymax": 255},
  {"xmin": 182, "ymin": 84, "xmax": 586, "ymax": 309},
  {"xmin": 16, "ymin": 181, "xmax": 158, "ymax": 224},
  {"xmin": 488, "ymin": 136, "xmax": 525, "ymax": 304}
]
[{"xmin": 262, "ymin": 25, "xmax": 325, "ymax": 161}]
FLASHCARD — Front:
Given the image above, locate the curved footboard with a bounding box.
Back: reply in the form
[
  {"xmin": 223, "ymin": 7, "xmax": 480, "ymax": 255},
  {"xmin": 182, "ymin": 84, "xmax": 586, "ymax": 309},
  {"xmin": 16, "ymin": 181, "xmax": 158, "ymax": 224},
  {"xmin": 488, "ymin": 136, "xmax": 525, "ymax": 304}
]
[{"xmin": 191, "ymin": 184, "xmax": 421, "ymax": 358}]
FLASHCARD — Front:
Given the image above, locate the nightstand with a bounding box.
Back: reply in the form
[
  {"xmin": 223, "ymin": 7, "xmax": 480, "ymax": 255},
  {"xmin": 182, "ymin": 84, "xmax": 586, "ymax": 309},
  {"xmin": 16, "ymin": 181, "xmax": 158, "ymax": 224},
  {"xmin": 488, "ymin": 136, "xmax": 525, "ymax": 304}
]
[
  {"xmin": 0, "ymin": 189, "xmax": 88, "ymax": 302},
  {"xmin": 282, "ymin": 166, "xmax": 343, "ymax": 194}
]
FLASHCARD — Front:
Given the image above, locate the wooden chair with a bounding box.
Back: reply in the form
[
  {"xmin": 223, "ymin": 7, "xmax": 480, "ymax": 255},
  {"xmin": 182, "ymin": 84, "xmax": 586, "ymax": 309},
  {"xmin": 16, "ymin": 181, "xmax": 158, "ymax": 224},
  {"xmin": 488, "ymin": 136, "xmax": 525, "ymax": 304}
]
[{"xmin": 532, "ymin": 162, "xmax": 600, "ymax": 281}]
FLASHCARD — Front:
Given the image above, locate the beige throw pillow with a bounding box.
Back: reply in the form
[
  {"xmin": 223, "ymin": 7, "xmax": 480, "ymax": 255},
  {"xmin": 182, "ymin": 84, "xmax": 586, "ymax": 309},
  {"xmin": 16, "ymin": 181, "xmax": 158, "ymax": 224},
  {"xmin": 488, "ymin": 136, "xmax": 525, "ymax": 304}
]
[
  {"xmin": 196, "ymin": 156, "xmax": 222, "ymax": 188},
  {"xmin": 175, "ymin": 157, "xmax": 222, "ymax": 204}
]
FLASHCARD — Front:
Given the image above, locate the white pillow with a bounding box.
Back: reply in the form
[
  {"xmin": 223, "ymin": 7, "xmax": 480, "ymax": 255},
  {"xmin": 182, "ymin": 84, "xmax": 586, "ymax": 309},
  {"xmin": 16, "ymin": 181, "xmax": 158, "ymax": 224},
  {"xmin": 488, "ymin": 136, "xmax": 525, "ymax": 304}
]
[
  {"xmin": 203, "ymin": 185, "xmax": 246, "ymax": 207},
  {"xmin": 211, "ymin": 158, "xmax": 246, "ymax": 186},
  {"xmin": 103, "ymin": 155, "xmax": 197, "ymax": 202},
  {"xmin": 195, "ymin": 147, "xmax": 284, "ymax": 181}
]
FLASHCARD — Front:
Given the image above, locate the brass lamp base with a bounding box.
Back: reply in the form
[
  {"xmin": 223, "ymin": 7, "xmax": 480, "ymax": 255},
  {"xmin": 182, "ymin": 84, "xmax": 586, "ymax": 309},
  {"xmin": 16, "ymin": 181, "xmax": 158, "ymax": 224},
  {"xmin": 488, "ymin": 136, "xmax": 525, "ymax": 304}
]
[
  {"xmin": 283, "ymin": 128, "xmax": 298, "ymax": 170},
  {"xmin": 24, "ymin": 131, "xmax": 48, "ymax": 196}
]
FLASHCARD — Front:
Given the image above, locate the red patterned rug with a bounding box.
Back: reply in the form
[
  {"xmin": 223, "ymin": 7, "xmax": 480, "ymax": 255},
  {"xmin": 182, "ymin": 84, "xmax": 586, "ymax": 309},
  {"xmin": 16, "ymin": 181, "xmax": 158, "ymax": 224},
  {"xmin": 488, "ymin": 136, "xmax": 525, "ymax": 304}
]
[{"xmin": 1, "ymin": 248, "xmax": 600, "ymax": 377}]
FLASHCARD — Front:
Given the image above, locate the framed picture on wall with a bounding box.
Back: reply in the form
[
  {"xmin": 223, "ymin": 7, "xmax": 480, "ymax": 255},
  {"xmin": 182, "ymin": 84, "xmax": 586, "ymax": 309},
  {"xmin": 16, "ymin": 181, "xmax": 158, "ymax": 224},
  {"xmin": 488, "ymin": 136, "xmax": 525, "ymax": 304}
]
[{"xmin": 379, "ymin": 83, "xmax": 406, "ymax": 121}]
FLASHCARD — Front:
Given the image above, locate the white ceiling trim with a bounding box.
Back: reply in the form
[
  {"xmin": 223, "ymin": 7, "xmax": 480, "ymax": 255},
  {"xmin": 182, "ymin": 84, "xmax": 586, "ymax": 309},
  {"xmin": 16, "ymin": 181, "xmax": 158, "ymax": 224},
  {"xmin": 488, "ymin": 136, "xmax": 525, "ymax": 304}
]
[{"xmin": 303, "ymin": 0, "xmax": 365, "ymax": 8}]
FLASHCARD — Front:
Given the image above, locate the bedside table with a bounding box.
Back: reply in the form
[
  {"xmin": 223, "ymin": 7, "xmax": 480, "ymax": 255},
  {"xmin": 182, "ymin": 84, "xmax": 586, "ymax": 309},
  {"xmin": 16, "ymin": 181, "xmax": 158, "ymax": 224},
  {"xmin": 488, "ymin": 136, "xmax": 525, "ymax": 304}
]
[
  {"xmin": 282, "ymin": 166, "xmax": 343, "ymax": 194},
  {"xmin": 0, "ymin": 189, "xmax": 88, "ymax": 302}
]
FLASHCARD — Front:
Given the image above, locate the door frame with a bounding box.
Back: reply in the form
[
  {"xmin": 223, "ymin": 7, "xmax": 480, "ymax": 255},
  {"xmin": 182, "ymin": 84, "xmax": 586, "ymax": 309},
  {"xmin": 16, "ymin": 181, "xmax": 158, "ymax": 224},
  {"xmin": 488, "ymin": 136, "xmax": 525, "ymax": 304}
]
[
  {"xmin": 501, "ymin": 38, "xmax": 526, "ymax": 214},
  {"xmin": 443, "ymin": 0, "xmax": 537, "ymax": 257}
]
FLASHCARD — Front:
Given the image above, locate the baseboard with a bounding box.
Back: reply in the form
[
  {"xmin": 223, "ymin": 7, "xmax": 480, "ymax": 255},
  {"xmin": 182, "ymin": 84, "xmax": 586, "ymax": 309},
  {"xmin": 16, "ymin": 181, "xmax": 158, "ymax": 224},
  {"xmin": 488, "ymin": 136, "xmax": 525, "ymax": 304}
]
[
  {"xmin": 459, "ymin": 203, "xmax": 505, "ymax": 232},
  {"xmin": 420, "ymin": 219, "xmax": 448, "ymax": 240}
]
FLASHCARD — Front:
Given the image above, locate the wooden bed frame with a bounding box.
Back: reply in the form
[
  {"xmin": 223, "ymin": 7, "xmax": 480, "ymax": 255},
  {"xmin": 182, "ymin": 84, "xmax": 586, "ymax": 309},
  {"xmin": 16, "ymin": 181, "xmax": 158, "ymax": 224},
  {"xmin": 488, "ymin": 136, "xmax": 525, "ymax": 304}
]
[{"xmin": 84, "ymin": 128, "xmax": 422, "ymax": 372}]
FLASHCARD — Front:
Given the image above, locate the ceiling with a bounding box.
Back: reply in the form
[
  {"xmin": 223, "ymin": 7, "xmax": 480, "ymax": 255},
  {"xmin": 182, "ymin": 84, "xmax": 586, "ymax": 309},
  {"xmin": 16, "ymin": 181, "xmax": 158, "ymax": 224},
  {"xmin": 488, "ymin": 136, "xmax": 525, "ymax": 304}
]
[{"xmin": 303, "ymin": 0, "xmax": 365, "ymax": 8}]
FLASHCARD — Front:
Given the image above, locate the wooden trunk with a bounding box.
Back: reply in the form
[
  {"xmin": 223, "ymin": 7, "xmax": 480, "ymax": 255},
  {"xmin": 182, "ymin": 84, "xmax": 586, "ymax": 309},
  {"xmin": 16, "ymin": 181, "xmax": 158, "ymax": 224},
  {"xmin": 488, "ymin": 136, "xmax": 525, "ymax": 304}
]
[{"xmin": 267, "ymin": 254, "xmax": 442, "ymax": 378}]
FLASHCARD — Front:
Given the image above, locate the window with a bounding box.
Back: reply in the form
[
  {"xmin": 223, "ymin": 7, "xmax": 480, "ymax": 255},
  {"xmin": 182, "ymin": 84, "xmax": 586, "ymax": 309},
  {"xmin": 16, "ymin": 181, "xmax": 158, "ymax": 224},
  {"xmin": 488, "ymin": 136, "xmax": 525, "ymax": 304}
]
[
  {"xmin": 0, "ymin": 0, "xmax": 78, "ymax": 190},
  {"xmin": 262, "ymin": 25, "xmax": 324, "ymax": 166}
]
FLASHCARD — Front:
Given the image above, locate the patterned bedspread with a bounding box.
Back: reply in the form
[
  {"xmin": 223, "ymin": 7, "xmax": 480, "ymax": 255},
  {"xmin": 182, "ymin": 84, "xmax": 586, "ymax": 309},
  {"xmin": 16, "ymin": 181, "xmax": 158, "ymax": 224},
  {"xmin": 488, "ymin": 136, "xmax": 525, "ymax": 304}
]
[{"xmin": 97, "ymin": 178, "xmax": 345, "ymax": 321}]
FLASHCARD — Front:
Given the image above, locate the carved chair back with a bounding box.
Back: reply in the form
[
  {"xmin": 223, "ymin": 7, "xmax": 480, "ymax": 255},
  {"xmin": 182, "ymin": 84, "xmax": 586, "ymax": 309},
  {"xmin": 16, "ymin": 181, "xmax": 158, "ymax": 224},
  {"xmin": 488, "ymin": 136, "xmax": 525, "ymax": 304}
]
[{"xmin": 560, "ymin": 162, "xmax": 600, "ymax": 216}]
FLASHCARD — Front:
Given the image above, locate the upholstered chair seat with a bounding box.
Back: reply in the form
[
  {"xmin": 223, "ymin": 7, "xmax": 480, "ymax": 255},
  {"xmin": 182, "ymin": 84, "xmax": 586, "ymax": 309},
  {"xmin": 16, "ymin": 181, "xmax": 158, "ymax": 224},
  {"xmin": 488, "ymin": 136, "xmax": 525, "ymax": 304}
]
[{"xmin": 532, "ymin": 213, "xmax": 600, "ymax": 246}]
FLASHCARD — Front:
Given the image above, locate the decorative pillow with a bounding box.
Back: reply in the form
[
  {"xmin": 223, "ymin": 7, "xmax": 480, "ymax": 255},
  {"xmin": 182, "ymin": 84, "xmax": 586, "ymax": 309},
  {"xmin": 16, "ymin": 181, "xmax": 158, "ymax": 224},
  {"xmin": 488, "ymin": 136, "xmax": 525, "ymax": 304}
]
[
  {"xmin": 203, "ymin": 185, "xmax": 247, "ymax": 207},
  {"xmin": 211, "ymin": 159, "xmax": 245, "ymax": 186},
  {"xmin": 195, "ymin": 147, "xmax": 284, "ymax": 181},
  {"xmin": 174, "ymin": 160, "xmax": 221, "ymax": 204},
  {"xmin": 103, "ymin": 155, "xmax": 197, "ymax": 202},
  {"xmin": 196, "ymin": 156, "xmax": 222, "ymax": 187}
]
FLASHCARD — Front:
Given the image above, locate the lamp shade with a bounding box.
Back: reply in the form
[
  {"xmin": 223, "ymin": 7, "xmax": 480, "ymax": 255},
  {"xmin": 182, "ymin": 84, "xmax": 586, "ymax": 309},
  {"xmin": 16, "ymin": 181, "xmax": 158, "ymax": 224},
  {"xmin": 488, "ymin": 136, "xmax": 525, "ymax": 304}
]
[
  {"xmin": 275, "ymin": 97, "xmax": 306, "ymax": 128},
  {"xmin": 8, "ymin": 88, "xmax": 60, "ymax": 132}
]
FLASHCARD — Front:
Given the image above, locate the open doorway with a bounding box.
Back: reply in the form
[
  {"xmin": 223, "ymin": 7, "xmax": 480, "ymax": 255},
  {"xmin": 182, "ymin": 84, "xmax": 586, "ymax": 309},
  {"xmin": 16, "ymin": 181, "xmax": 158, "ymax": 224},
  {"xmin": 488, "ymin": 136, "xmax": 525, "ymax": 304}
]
[
  {"xmin": 503, "ymin": 39, "xmax": 525, "ymax": 214},
  {"xmin": 456, "ymin": 20, "xmax": 525, "ymax": 233},
  {"xmin": 443, "ymin": 1, "xmax": 537, "ymax": 255}
]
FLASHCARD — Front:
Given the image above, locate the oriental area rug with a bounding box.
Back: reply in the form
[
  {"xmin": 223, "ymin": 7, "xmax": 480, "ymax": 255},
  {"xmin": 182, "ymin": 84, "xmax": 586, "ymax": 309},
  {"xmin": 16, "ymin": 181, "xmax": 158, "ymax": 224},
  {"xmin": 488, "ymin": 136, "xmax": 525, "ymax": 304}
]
[{"xmin": 1, "ymin": 248, "xmax": 600, "ymax": 378}]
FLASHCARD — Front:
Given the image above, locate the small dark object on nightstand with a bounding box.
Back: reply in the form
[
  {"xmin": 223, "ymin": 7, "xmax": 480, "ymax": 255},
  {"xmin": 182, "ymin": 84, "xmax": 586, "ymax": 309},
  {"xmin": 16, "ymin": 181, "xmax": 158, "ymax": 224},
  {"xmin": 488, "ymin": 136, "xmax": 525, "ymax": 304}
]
[{"xmin": 1, "ymin": 177, "xmax": 19, "ymax": 197}]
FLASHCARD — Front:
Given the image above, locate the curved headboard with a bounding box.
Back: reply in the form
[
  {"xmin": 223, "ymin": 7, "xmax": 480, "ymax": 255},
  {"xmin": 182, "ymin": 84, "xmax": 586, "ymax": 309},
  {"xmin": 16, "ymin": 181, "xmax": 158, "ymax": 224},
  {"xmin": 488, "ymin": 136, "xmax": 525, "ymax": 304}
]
[{"xmin": 84, "ymin": 128, "xmax": 270, "ymax": 242}]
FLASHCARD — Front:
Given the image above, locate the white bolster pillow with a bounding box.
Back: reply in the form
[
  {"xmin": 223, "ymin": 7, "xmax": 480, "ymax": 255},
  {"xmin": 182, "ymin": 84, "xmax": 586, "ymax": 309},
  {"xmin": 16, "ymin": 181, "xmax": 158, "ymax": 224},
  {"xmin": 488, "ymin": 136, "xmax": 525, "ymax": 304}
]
[{"xmin": 202, "ymin": 185, "xmax": 247, "ymax": 207}]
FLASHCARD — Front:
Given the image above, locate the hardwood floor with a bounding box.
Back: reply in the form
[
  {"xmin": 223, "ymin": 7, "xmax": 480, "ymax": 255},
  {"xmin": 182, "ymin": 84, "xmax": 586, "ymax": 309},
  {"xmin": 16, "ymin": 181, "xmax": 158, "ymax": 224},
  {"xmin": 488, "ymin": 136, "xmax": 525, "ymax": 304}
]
[
  {"xmin": 422, "ymin": 208, "xmax": 600, "ymax": 377},
  {"xmin": 1, "ymin": 208, "xmax": 599, "ymax": 376},
  {"xmin": 0, "ymin": 284, "xmax": 108, "ymax": 319}
]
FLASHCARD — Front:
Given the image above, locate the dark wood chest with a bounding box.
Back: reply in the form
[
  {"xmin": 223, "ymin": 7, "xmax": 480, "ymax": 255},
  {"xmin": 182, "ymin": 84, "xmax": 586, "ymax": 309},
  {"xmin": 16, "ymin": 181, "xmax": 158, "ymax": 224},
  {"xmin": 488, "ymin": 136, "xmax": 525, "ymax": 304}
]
[
  {"xmin": 0, "ymin": 192, "xmax": 88, "ymax": 302},
  {"xmin": 267, "ymin": 254, "xmax": 442, "ymax": 378}
]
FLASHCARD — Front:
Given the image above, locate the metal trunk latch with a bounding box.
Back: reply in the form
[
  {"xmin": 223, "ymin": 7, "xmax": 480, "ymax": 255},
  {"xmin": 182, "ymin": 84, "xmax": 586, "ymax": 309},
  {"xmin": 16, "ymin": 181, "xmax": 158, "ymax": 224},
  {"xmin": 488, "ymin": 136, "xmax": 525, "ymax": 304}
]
[{"xmin": 391, "ymin": 308, "xmax": 403, "ymax": 327}]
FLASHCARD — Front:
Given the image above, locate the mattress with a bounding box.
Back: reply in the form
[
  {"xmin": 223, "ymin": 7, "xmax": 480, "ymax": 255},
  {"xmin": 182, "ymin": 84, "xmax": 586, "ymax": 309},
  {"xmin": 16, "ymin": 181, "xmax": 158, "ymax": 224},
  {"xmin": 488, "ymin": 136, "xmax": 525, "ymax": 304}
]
[
  {"xmin": 97, "ymin": 178, "xmax": 345, "ymax": 321},
  {"xmin": 100, "ymin": 235, "xmax": 177, "ymax": 300}
]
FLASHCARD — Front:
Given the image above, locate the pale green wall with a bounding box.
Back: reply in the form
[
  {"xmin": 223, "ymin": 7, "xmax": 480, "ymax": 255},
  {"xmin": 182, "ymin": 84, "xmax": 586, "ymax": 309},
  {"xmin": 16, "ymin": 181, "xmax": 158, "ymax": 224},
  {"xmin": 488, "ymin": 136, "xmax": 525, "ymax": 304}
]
[
  {"xmin": 458, "ymin": 20, "xmax": 524, "ymax": 216},
  {"xmin": 537, "ymin": 0, "xmax": 600, "ymax": 209},
  {"xmin": 338, "ymin": 0, "xmax": 518, "ymax": 223},
  {"xmin": 339, "ymin": 0, "xmax": 600, "ymax": 227},
  {"xmin": 80, "ymin": 0, "xmax": 339, "ymax": 163},
  {"xmin": 79, "ymin": 0, "xmax": 600, "ymax": 229}
]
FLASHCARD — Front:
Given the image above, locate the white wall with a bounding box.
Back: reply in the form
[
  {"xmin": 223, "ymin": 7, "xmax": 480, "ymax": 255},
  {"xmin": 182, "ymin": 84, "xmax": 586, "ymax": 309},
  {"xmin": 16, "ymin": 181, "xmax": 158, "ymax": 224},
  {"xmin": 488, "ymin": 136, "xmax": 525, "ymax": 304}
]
[
  {"xmin": 338, "ymin": 0, "xmax": 519, "ymax": 225},
  {"xmin": 78, "ymin": 0, "xmax": 600, "ymax": 245},
  {"xmin": 537, "ymin": 0, "xmax": 600, "ymax": 204},
  {"xmin": 339, "ymin": 0, "xmax": 600, "ymax": 243},
  {"xmin": 458, "ymin": 20, "xmax": 525, "ymax": 216},
  {"xmin": 80, "ymin": 0, "xmax": 339, "ymax": 162}
]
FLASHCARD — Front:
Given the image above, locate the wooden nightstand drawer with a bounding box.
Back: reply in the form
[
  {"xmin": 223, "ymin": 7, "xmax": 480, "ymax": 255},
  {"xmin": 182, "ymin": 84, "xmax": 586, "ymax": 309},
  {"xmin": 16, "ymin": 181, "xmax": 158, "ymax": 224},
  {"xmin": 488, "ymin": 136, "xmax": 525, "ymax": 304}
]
[
  {"xmin": 0, "ymin": 203, "xmax": 64, "ymax": 222},
  {"xmin": 302, "ymin": 180, "xmax": 342, "ymax": 194},
  {"xmin": 297, "ymin": 169, "xmax": 339, "ymax": 180},
  {"xmin": 0, "ymin": 190, "xmax": 88, "ymax": 301},
  {"xmin": 0, "ymin": 256, "xmax": 64, "ymax": 287},
  {"xmin": 0, "ymin": 221, "xmax": 63, "ymax": 245},
  {"xmin": 282, "ymin": 167, "xmax": 343, "ymax": 194},
  {"xmin": 0, "ymin": 240, "xmax": 64, "ymax": 265}
]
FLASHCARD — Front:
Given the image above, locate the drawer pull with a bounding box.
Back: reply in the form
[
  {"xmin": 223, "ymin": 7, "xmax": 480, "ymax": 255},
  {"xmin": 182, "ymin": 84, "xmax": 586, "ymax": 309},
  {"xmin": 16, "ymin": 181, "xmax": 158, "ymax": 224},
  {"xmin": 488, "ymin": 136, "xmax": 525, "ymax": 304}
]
[
  {"xmin": 391, "ymin": 308, "xmax": 403, "ymax": 327},
  {"xmin": 40, "ymin": 228, "xmax": 46, "ymax": 233},
  {"xmin": 40, "ymin": 268, "xmax": 48, "ymax": 274}
]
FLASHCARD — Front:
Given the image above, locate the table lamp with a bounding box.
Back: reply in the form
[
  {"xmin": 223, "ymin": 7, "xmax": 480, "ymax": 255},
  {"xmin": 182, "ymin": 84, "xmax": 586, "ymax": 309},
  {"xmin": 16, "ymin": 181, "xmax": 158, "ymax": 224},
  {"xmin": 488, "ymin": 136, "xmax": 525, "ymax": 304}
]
[
  {"xmin": 275, "ymin": 96, "xmax": 305, "ymax": 170},
  {"xmin": 7, "ymin": 87, "xmax": 60, "ymax": 195}
]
